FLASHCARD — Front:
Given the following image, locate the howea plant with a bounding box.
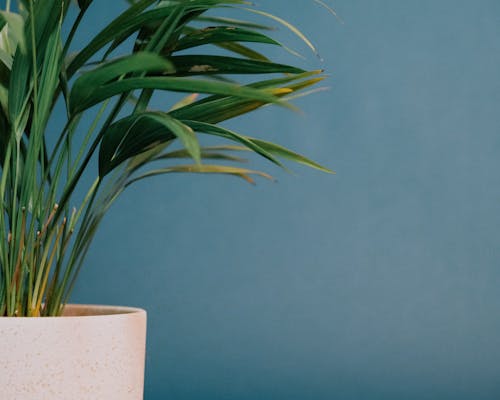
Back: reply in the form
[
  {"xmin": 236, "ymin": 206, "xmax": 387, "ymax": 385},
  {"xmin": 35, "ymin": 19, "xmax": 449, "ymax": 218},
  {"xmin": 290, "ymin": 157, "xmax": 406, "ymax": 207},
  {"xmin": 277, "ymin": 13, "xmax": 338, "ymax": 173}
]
[{"xmin": 0, "ymin": 0, "xmax": 331, "ymax": 317}]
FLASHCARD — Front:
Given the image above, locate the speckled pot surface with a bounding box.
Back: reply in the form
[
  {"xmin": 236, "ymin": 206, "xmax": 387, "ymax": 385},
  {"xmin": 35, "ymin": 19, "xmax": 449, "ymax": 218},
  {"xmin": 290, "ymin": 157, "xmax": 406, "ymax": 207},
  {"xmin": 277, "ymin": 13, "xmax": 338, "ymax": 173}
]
[{"xmin": 0, "ymin": 304, "xmax": 147, "ymax": 400}]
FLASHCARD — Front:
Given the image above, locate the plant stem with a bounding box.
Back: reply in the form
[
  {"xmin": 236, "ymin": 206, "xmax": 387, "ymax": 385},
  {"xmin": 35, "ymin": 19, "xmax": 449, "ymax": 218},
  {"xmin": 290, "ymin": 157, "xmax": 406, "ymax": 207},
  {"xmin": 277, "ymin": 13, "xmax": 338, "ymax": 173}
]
[{"xmin": 62, "ymin": 9, "xmax": 85, "ymax": 58}]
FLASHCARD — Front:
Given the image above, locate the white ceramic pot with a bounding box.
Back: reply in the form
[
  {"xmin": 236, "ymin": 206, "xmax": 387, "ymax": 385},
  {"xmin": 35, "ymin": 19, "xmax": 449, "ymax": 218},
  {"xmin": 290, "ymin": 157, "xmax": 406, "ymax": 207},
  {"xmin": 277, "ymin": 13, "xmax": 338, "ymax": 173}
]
[{"xmin": 0, "ymin": 304, "xmax": 147, "ymax": 400}]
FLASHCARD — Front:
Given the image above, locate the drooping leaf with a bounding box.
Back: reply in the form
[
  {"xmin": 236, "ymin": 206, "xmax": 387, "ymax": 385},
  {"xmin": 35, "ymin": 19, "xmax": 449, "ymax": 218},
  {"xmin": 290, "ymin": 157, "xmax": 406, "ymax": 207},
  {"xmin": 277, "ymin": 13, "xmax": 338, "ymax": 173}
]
[
  {"xmin": 99, "ymin": 112, "xmax": 200, "ymax": 177},
  {"xmin": 182, "ymin": 119, "xmax": 284, "ymax": 168},
  {"xmin": 195, "ymin": 16, "xmax": 274, "ymax": 31},
  {"xmin": 174, "ymin": 26, "xmax": 279, "ymax": 51},
  {"xmin": 157, "ymin": 147, "xmax": 247, "ymax": 163},
  {"xmin": 126, "ymin": 164, "xmax": 274, "ymax": 186},
  {"xmin": 170, "ymin": 71, "xmax": 322, "ymax": 124},
  {"xmin": 179, "ymin": 26, "xmax": 270, "ymax": 61},
  {"xmin": 70, "ymin": 74, "xmax": 290, "ymax": 115},
  {"xmin": 249, "ymin": 138, "xmax": 334, "ymax": 173},
  {"xmin": 166, "ymin": 55, "xmax": 305, "ymax": 76},
  {"xmin": 182, "ymin": 119, "xmax": 332, "ymax": 173},
  {"xmin": 69, "ymin": 52, "xmax": 174, "ymax": 114}
]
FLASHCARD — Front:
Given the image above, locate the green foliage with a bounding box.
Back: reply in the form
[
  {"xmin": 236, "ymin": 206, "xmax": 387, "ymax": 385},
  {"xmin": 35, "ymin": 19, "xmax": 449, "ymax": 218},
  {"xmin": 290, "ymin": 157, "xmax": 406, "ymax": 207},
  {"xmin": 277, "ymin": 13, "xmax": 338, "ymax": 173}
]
[{"xmin": 0, "ymin": 0, "xmax": 332, "ymax": 317}]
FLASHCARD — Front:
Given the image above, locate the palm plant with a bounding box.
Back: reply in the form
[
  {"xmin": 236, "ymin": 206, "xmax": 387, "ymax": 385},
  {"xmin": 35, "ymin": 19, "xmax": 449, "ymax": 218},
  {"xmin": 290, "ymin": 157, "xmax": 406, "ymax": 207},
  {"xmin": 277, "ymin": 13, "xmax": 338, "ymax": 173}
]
[{"xmin": 0, "ymin": 0, "xmax": 331, "ymax": 317}]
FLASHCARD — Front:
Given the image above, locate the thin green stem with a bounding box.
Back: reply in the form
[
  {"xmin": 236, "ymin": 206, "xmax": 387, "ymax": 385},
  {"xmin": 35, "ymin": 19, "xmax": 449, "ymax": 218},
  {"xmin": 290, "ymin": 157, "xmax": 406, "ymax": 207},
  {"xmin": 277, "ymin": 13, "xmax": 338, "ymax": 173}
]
[
  {"xmin": 55, "ymin": 94, "xmax": 127, "ymax": 221},
  {"xmin": 62, "ymin": 9, "xmax": 85, "ymax": 58},
  {"xmin": 0, "ymin": 144, "xmax": 12, "ymax": 313},
  {"xmin": 70, "ymin": 100, "xmax": 110, "ymax": 177},
  {"xmin": 50, "ymin": 176, "xmax": 101, "ymax": 315}
]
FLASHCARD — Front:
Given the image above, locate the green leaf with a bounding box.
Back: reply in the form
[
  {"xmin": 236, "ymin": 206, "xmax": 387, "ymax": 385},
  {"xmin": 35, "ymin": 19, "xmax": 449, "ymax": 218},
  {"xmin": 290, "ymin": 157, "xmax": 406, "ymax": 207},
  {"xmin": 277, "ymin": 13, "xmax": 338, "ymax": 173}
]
[
  {"xmin": 126, "ymin": 164, "xmax": 274, "ymax": 186},
  {"xmin": 67, "ymin": 0, "xmax": 157, "ymax": 77},
  {"xmin": 242, "ymin": 7, "xmax": 319, "ymax": 58},
  {"xmin": 33, "ymin": 23, "xmax": 63, "ymax": 135},
  {"xmin": 77, "ymin": 0, "xmax": 93, "ymax": 11},
  {"xmin": 157, "ymin": 147, "xmax": 247, "ymax": 163},
  {"xmin": 195, "ymin": 16, "xmax": 274, "ymax": 31},
  {"xmin": 0, "ymin": 0, "xmax": 331, "ymax": 317},
  {"xmin": 8, "ymin": 0, "xmax": 65, "ymax": 130},
  {"xmin": 179, "ymin": 26, "xmax": 271, "ymax": 61},
  {"xmin": 139, "ymin": 112, "xmax": 201, "ymax": 164},
  {"xmin": 105, "ymin": 3, "xmax": 185, "ymax": 64},
  {"xmin": 0, "ymin": 108, "xmax": 9, "ymax": 166},
  {"xmin": 71, "ymin": 75, "xmax": 289, "ymax": 115},
  {"xmin": 167, "ymin": 55, "xmax": 304, "ymax": 76},
  {"xmin": 182, "ymin": 120, "xmax": 284, "ymax": 168},
  {"xmin": 0, "ymin": 48, "xmax": 13, "ymax": 70},
  {"xmin": 249, "ymin": 138, "xmax": 334, "ymax": 173},
  {"xmin": 174, "ymin": 26, "xmax": 279, "ymax": 51},
  {"xmin": 214, "ymin": 42, "xmax": 270, "ymax": 61},
  {"xmin": 67, "ymin": 1, "xmax": 248, "ymax": 77},
  {"xmin": 170, "ymin": 71, "xmax": 322, "ymax": 124},
  {"xmin": 0, "ymin": 11, "xmax": 26, "ymax": 53},
  {"xmin": 169, "ymin": 93, "xmax": 199, "ymax": 111},
  {"xmin": 8, "ymin": 48, "xmax": 30, "ymax": 136},
  {"xmin": 69, "ymin": 52, "xmax": 174, "ymax": 114},
  {"xmin": 99, "ymin": 112, "xmax": 200, "ymax": 177},
  {"xmin": 182, "ymin": 120, "xmax": 333, "ymax": 173},
  {"xmin": 29, "ymin": 0, "xmax": 67, "ymax": 52}
]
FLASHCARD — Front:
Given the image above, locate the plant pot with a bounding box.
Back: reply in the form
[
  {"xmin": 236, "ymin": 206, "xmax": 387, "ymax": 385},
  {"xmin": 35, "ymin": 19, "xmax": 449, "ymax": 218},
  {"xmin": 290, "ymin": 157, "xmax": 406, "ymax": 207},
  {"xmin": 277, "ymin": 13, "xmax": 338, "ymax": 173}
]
[{"xmin": 0, "ymin": 304, "xmax": 147, "ymax": 400}]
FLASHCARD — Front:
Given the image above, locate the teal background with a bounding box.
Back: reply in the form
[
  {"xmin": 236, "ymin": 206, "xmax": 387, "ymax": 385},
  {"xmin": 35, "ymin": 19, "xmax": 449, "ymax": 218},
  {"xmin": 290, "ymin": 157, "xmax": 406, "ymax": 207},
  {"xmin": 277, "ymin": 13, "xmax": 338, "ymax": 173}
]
[{"xmin": 28, "ymin": 0, "xmax": 500, "ymax": 399}]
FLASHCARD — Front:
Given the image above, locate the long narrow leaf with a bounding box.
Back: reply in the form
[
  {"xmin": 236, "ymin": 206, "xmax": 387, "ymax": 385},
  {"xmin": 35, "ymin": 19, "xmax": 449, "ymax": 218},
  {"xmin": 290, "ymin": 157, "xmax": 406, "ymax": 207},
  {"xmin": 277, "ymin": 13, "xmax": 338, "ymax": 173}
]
[
  {"xmin": 182, "ymin": 119, "xmax": 284, "ymax": 168},
  {"xmin": 70, "ymin": 75, "xmax": 290, "ymax": 115},
  {"xmin": 99, "ymin": 112, "xmax": 200, "ymax": 177},
  {"xmin": 167, "ymin": 55, "xmax": 304, "ymax": 76},
  {"xmin": 70, "ymin": 52, "xmax": 174, "ymax": 113},
  {"xmin": 126, "ymin": 164, "xmax": 273, "ymax": 186},
  {"xmin": 174, "ymin": 26, "xmax": 279, "ymax": 51}
]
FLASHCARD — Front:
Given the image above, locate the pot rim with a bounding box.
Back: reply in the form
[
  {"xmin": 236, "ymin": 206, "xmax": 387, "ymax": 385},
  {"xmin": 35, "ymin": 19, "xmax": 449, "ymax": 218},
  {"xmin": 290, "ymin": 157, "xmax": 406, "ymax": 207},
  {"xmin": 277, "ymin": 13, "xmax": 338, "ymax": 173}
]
[{"xmin": 0, "ymin": 304, "xmax": 146, "ymax": 319}]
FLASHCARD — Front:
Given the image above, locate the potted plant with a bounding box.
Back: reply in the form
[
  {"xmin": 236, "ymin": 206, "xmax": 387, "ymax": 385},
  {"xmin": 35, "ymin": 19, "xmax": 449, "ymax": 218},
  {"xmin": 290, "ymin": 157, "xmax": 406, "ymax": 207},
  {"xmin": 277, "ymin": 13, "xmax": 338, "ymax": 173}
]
[{"xmin": 0, "ymin": 0, "xmax": 332, "ymax": 398}]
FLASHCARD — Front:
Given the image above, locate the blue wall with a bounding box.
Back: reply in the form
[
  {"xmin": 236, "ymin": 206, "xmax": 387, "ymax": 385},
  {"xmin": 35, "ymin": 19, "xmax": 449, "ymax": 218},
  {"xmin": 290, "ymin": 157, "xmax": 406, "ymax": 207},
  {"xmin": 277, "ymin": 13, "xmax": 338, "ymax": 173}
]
[{"xmin": 65, "ymin": 1, "xmax": 500, "ymax": 399}]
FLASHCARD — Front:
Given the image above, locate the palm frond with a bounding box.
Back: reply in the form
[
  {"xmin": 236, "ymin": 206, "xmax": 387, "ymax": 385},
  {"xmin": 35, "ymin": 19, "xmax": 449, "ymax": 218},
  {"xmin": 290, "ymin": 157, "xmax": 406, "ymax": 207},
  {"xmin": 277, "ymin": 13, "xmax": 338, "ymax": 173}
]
[{"xmin": 0, "ymin": 0, "xmax": 332, "ymax": 317}]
